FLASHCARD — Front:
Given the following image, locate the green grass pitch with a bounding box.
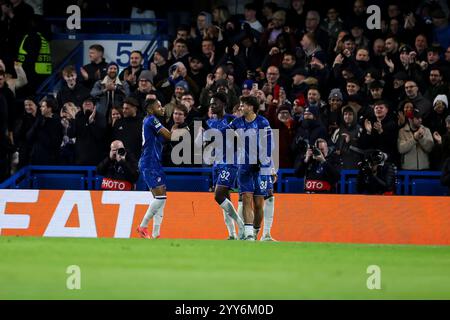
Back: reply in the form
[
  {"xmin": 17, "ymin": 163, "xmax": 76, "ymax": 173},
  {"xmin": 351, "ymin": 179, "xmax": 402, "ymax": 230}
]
[{"xmin": 1, "ymin": 236, "xmax": 450, "ymax": 299}]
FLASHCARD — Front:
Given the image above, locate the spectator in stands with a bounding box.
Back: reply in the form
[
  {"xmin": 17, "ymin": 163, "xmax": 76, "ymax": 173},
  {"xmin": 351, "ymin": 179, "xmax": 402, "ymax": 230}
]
[
  {"xmin": 356, "ymin": 149, "xmax": 397, "ymax": 195},
  {"xmin": 0, "ymin": 70, "xmax": 15, "ymax": 139},
  {"xmin": 260, "ymin": 2, "xmax": 278, "ymax": 27},
  {"xmin": 431, "ymin": 115, "xmax": 450, "ymax": 170},
  {"xmin": 397, "ymin": 99, "xmax": 415, "ymax": 129},
  {"xmin": 367, "ymin": 80, "xmax": 385, "ymax": 107},
  {"xmin": 80, "ymin": 44, "xmax": 108, "ymax": 90},
  {"xmin": 359, "ymin": 100, "xmax": 399, "ymax": 164},
  {"xmin": 305, "ymin": 86, "xmax": 325, "ymax": 110},
  {"xmin": 26, "ymin": 96, "xmax": 63, "ymax": 165},
  {"xmin": 200, "ymin": 72, "xmax": 238, "ymax": 115},
  {"xmin": 91, "ymin": 62, "xmax": 130, "ymax": 125},
  {"xmin": 371, "ymin": 38, "xmax": 386, "ymax": 70},
  {"xmin": 265, "ymin": 99, "xmax": 296, "ymax": 168},
  {"xmin": 97, "ymin": 140, "xmax": 139, "ymax": 191},
  {"xmin": 191, "ymin": 11, "xmax": 212, "ymax": 43},
  {"xmin": 294, "ymin": 138, "xmax": 340, "ymax": 193},
  {"xmin": 321, "ymin": 88, "xmax": 344, "ymax": 136},
  {"xmin": 212, "ymin": 5, "xmax": 230, "ymax": 30},
  {"xmin": 162, "ymin": 103, "xmax": 191, "ymax": 166},
  {"xmin": 331, "ymin": 105, "xmax": 362, "ymax": 169},
  {"xmin": 344, "ymin": 78, "xmax": 365, "ymax": 107},
  {"xmin": 427, "ymin": 94, "xmax": 449, "ymax": 136},
  {"xmin": 398, "ymin": 108, "xmax": 434, "ymax": 170},
  {"xmin": 130, "ymin": 70, "xmax": 164, "ymax": 114},
  {"xmin": 171, "ymin": 38, "xmax": 190, "ymax": 67},
  {"xmin": 0, "ymin": 59, "xmax": 28, "ymax": 95},
  {"xmin": 166, "ymin": 61, "xmax": 199, "ymax": 101},
  {"xmin": 243, "ymin": 3, "xmax": 264, "ymax": 34},
  {"xmin": 414, "ymin": 34, "xmax": 429, "ymax": 62},
  {"xmin": 396, "ymin": 45, "xmax": 424, "ymax": 86},
  {"xmin": 404, "ymin": 80, "xmax": 432, "ymax": 119},
  {"xmin": 163, "ymin": 79, "xmax": 189, "ymax": 123},
  {"xmin": 321, "ymin": 7, "xmax": 344, "ymax": 43},
  {"xmin": 260, "ymin": 10, "xmax": 286, "ymax": 49},
  {"xmin": 299, "ymin": 32, "xmax": 327, "ymax": 74},
  {"xmin": 285, "ymin": 0, "xmax": 305, "ymax": 31},
  {"xmin": 59, "ymin": 102, "xmax": 77, "ymax": 165},
  {"xmin": 68, "ymin": 96, "xmax": 107, "ymax": 166},
  {"xmin": 187, "ymin": 54, "xmax": 207, "ymax": 92},
  {"xmin": 119, "ymin": 50, "xmax": 144, "ymax": 92},
  {"xmin": 424, "ymin": 67, "xmax": 449, "ymax": 102},
  {"xmin": 292, "ymin": 95, "xmax": 306, "ymax": 122},
  {"xmin": 111, "ymin": 97, "xmax": 143, "ymax": 159},
  {"xmin": 179, "ymin": 92, "xmax": 201, "ymax": 128},
  {"xmin": 291, "ymin": 105, "xmax": 327, "ymax": 161},
  {"xmin": 109, "ymin": 105, "xmax": 123, "ymax": 128},
  {"xmin": 0, "ymin": 0, "xmax": 34, "ymax": 64},
  {"xmin": 150, "ymin": 47, "xmax": 170, "ymax": 89},
  {"xmin": 300, "ymin": 11, "xmax": 329, "ymax": 53},
  {"xmin": 14, "ymin": 97, "xmax": 38, "ymax": 168},
  {"xmin": 289, "ymin": 67, "xmax": 308, "ymax": 102},
  {"xmin": 57, "ymin": 65, "xmax": 90, "ymax": 109},
  {"xmin": 431, "ymin": 10, "xmax": 450, "ymax": 49},
  {"xmin": 200, "ymin": 38, "xmax": 219, "ymax": 71}
]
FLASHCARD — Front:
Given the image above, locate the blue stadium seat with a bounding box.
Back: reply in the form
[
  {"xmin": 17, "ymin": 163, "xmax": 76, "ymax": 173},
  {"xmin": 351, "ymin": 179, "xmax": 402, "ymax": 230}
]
[
  {"xmin": 411, "ymin": 179, "xmax": 448, "ymax": 196},
  {"xmin": 348, "ymin": 177, "xmax": 402, "ymax": 194},
  {"xmin": 31, "ymin": 173, "xmax": 85, "ymax": 190},
  {"xmin": 166, "ymin": 175, "xmax": 211, "ymax": 192},
  {"xmin": 284, "ymin": 177, "xmax": 304, "ymax": 193}
]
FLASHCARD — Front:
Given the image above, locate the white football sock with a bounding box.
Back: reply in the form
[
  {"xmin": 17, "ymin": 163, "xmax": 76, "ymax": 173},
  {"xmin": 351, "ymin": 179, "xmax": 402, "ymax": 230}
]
[
  {"xmin": 222, "ymin": 209, "xmax": 236, "ymax": 237},
  {"xmin": 244, "ymin": 224, "xmax": 253, "ymax": 238},
  {"xmin": 263, "ymin": 196, "xmax": 275, "ymax": 235},
  {"xmin": 140, "ymin": 196, "xmax": 166, "ymax": 228},
  {"xmin": 220, "ymin": 198, "xmax": 244, "ymax": 226},
  {"xmin": 237, "ymin": 201, "xmax": 244, "ymax": 222},
  {"xmin": 152, "ymin": 197, "xmax": 166, "ymax": 238}
]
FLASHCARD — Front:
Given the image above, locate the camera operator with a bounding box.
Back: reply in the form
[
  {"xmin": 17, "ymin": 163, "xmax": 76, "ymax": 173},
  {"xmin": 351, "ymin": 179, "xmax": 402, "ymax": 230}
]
[
  {"xmin": 96, "ymin": 140, "xmax": 139, "ymax": 191},
  {"xmin": 356, "ymin": 149, "xmax": 397, "ymax": 195},
  {"xmin": 294, "ymin": 138, "xmax": 340, "ymax": 193}
]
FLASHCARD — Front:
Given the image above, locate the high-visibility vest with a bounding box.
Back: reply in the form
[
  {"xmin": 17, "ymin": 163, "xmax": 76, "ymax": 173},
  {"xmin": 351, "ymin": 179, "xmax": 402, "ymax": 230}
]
[{"xmin": 17, "ymin": 32, "xmax": 52, "ymax": 75}]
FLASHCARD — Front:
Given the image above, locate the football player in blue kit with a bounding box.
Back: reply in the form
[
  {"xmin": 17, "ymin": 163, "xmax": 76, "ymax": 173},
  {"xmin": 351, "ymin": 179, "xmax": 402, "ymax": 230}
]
[
  {"xmin": 137, "ymin": 99, "xmax": 178, "ymax": 239},
  {"xmin": 197, "ymin": 92, "xmax": 245, "ymax": 240},
  {"xmin": 228, "ymin": 96, "xmax": 276, "ymax": 241}
]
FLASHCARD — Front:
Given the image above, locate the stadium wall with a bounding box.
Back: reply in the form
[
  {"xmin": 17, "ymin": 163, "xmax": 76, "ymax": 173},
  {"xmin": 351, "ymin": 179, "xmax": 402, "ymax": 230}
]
[{"xmin": 1, "ymin": 190, "xmax": 450, "ymax": 245}]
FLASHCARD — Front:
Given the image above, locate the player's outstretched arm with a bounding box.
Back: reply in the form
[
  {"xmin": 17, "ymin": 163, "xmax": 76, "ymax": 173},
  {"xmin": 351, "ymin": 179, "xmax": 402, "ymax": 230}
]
[{"xmin": 158, "ymin": 124, "xmax": 181, "ymax": 141}]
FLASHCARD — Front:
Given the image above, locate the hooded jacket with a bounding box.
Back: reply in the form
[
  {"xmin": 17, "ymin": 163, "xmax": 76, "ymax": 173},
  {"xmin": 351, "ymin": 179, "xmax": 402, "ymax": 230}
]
[{"xmin": 331, "ymin": 105, "xmax": 363, "ymax": 169}]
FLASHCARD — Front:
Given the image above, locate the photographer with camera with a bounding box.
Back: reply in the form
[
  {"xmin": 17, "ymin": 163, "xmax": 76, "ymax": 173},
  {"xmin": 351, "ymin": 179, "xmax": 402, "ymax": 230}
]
[
  {"xmin": 356, "ymin": 149, "xmax": 397, "ymax": 195},
  {"xmin": 97, "ymin": 140, "xmax": 139, "ymax": 191},
  {"xmin": 294, "ymin": 138, "xmax": 340, "ymax": 194}
]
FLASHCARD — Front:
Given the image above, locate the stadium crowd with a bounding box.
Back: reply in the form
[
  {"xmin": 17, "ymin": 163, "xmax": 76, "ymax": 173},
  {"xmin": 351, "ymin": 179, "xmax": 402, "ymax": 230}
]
[{"xmin": 1, "ymin": 0, "xmax": 450, "ymax": 192}]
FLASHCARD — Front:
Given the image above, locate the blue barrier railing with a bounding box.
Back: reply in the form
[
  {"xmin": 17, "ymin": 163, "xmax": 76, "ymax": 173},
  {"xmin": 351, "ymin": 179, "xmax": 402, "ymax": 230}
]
[{"xmin": 0, "ymin": 166, "xmax": 447, "ymax": 196}]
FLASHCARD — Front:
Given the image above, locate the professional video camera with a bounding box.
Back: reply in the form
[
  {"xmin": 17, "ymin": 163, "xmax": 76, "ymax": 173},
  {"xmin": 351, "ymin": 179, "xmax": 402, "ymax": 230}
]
[
  {"xmin": 295, "ymin": 137, "xmax": 322, "ymax": 158},
  {"xmin": 350, "ymin": 146, "xmax": 388, "ymax": 175}
]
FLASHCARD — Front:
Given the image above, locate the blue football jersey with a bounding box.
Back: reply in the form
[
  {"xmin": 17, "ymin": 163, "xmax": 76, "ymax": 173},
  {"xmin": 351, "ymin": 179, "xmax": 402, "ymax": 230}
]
[
  {"xmin": 227, "ymin": 115, "xmax": 273, "ymax": 170},
  {"xmin": 205, "ymin": 114, "xmax": 236, "ymax": 166},
  {"xmin": 139, "ymin": 115, "xmax": 166, "ymax": 170}
]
